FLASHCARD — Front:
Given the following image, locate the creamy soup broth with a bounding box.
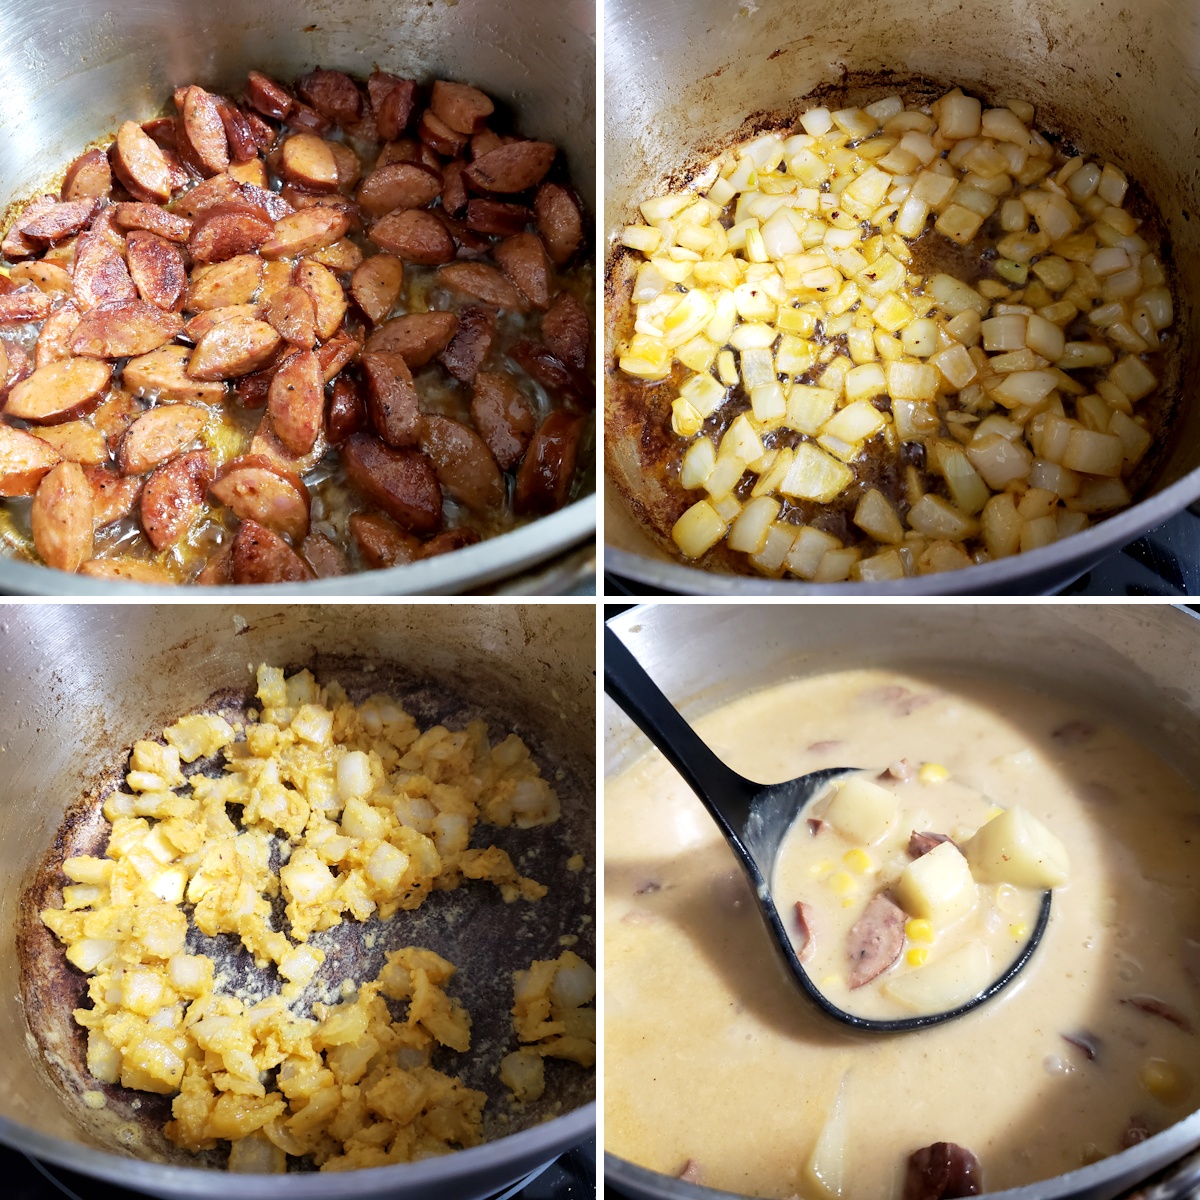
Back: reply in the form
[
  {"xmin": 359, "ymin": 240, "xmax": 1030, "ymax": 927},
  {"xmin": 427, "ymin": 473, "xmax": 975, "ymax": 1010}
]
[{"xmin": 604, "ymin": 668, "xmax": 1200, "ymax": 1198}]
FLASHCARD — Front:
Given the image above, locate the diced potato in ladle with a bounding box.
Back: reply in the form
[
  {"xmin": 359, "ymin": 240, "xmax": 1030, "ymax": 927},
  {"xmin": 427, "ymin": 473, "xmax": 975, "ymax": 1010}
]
[
  {"xmin": 895, "ymin": 840, "xmax": 979, "ymax": 927},
  {"xmin": 965, "ymin": 806, "xmax": 1070, "ymax": 888}
]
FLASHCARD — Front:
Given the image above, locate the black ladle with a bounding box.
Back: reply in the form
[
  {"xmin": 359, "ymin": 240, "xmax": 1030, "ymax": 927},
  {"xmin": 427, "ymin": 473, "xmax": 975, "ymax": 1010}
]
[{"xmin": 604, "ymin": 625, "xmax": 1051, "ymax": 1033}]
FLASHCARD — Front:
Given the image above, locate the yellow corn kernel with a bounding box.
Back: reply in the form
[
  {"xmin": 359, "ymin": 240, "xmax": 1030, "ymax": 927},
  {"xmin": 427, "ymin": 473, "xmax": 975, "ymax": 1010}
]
[
  {"xmin": 827, "ymin": 870, "xmax": 856, "ymax": 896},
  {"xmin": 841, "ymin": 897, "xmax": 857, "ymax": 908},
  {"xmin": 822, "ymin": 975, "xmax": 840, "ymax": 988},
  {"xmin": 918, "ymin": 763, "xmax": 950, "ymax": 784},
  {"xmin": 1139, "ymin": 1058, "xmax": 1190, "ymax": 1104},
  {"xmin": 843, "ymin": 848, "xmax": 872, "ymax": 873},
  {"xmin": 905, "ymin": 919, "xmax": 934, "ymax": 944},
  {"xmin": 906, "ymin": 947, "xmax": 930, "ymax": 967},
  {"xmin": 809, "ymin": 859, "xmax": 836, "ymax": 878},
  {"xmin": 1009, "ymin": 922, "xmax": 1029, "ymax": 940}
]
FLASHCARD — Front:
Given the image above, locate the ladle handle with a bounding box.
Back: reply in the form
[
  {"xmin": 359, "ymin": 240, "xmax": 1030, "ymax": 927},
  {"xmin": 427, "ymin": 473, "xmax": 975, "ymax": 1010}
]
[{"xmin": 604, "ymin": 625, "xmax": 758, "ymax": 831}]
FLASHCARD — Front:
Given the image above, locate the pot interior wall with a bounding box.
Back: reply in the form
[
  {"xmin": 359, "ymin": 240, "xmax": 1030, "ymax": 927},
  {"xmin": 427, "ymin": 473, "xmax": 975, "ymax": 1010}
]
[
  {"xmin": 604, "ymin": 0, "xmax": 1200, "ymax": 567},
  {"xmin": 0, "ymin": 603, "xmax": 595, "ymax": 1160}
]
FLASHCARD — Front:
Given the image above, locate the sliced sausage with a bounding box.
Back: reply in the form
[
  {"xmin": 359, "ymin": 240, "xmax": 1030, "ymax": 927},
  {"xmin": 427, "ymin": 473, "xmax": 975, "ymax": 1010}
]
[
  {"xmin": 0, "ymin": 424, "xmax": 61, "ymax": 495},
  {"xmin": 295, "ymin": 259, "xmax": 347, "ymax": 341},
  {"xmin": 111, "ymin": 121, "xmax": 174, "ymax": 203},
  {"xmin": 140, "ymin": 449, "xmax": 214, "ymax": 549},
  {"xmin": 368, "ymin": 74, "xmax": 418, "ymax": 141},
  {"xmin": 418, "ymin": 110, "xmax": 468, "ymax": 157},
  {"xmin": 187, "ymin": 317, "xmax": 282, "ymax": 379},
  {"xmin": 465, "ymin": 199, "xmax": 531, "ymax": 237},
  {"xmin": 349, "ymin": 510, "xmax": 422, "ymax": 569},
  {"xmin": 31, "ymin": 461, "xmax": 93, "ymax": 571},
  {"xmin": 35, "ymin": 301, "xmax": 83, "ymax": 368},
  {"xmin": 20, "ymin": 198, "xmax": 99, "ymax": 245},
  {"xmin": 421, "ymin": 527, "xmax": 481, "ymax": 558},
  {"xmin": 267, "ymin": 348, "xmax": 323, "ymax": 455},
  {"xmin": 328, "ymin": 141, "xmax": 361, "ymax": 190},
  {"xmin": 183, "ymin": 303, "xmax": 262, "ymax": 343},
  {"xmin": 229, "ymin": 156, "xmax": 269, "ymax": 189},
  {"xmin": 72, "ymin": 231, "xmax": 138, "ymax": 312},
  {"xmin": 847, "ymin": 893, "xmax": 906, "ymax": 989},
  {"xmin": 126, "ymin": 231, "xmax": 188, "ymax": 312},
  {"xmin": 30, "ymin": 420, "xmax": 108, "ymax": 465},
  {"xmin": 511, "ymin": 338, "xmax": 592, "ymax": 404},
  {"xmin": 5, "ymin": 358, "xmax": 112, "ymax": 424},
  {"xmin": 366, "ymin": 311, "xmax": 458, "ymax": 368},
  {"xmin": 514, "ymin": 409, "xmax": 583, "ymax": 514},
  {"xmin": 471, "ymin": 370, "xmax": 533, "ymax": 470},
  {"xmin": 430, "ymin": 81, "xmax": 494, "ymax": 136},
  {"xmin": 541, "ymin": 290, "xmax": 590, "ymax": 371},
  {"xmin": 300, "ymin": 530, "xmax": 349, "ymax": 577},
  {"xmin": 904, "ymin": 1144, "xmax": 983, "ymax": 1200},
  {"xmin": 909, "ymin": 831, "xmax": 956, "ymax": 859},
  {"xmin": 369, "ymin": 209, "xmax": 455, "ymax": 264},
  {"xmin": 62, "ymin": 149, "xmax": 112, "ymax": 202},
  {"xmin": 234, "ymin": 368, "xmax": 272, "ymax": 409},
  {"xmin": 464, "ymin": 141, "xmax": 556, "ymax": 193},
  {"xmin": 83, "ymin": 464, "xmax": 144, "ymax": 526},
  {"xmin": 535, "ymin": 182, "xmax": 584, "ymax": 265},
  {"xmin": 0, "ymin": 290, "xmax": 53, "ymax": 325},
  {"xmin": 119, "ymin": 404, "xmax": 208, "ymax": 476},
  {"xmin": 245, "ymin": 70, "xmax": 294, "ymax": 121},
  {"xmin": 326, "ymin": 374, "xmax": 365, "ymax": 444},
  {"xmin": 350, "ymin": 253, "xmax": 403, "ymax": 325},
  {"xmin": 296, "ymin": 69, "xmax": 363, "ymax": 126},
  {"xmin": 215, "ymin": 98, "xmax": 260, "ymax": 164},
  {"xmin": 79, "ymin": 558, "xmax": 174, "ymax": 584},
  {"xmin": 418, "ymin": 414, "xmax": 505, "ymax": 512},
  {"xmin": 440, "ymin": 305, "xmax": 495, "ymax": 383},
  {"xmin": 341, "ymin": 433, "xmax": 442, "ymax": 533},
  {"xmin": 261, "ymin": 207, "xmax": 351, "ymax": 259},
  {"xmin": 360, "ymin": 350, "xmax": 419, "ymax": 447},
  {"xmin": 69, "ymin": 300, "xmax": 183, "ymax": 359},
  {"xmin": 230, "ymin": 518, "xmax": 315, "ymax": 584},
  {"xmin": 89, "ymin": 389, "xmax": 142, "ymax": 449},
  {"xmin": 265, "ymin": 286, "xmax": 317, "ymax": 348},
  {"xmin": 794, "ymin": 901, "xmax": 817, "ymax": 965},
  {"xmin": 188, "ymin": 201, "xmax": 274, "ymax": 264},
  {"xmin": 494, "ymin": 232, "xmax": 551, "ymax": 309},
  {"xmin": 187, "ymin": 255, "xmax": 264, "ymax": 311},
  {"xmin": 471, "ymin": 129, "xmax": 503, "ymax": 159},
  {"xmin": 356, "ymin": 161, "xmax": 442, "ymax": 217},
  {"xmin": 180, "ymin": 86, "xmax": 231, "ymax": 176},
  {"xmin": 441, "ymin": 161, "xmax": 469, "ymax": 218},
  {"xmin": 113, "ymin": 202, "xmax": 192, "ymax": 242},
  {"xmin": 10, "ymin": 260, "xmax": 74, "ymax": 296},
  {"xmin": 168, "ymin": 172, "xmax": 243, "ymax": 219},
  {"xmin": 1121, "ymin": 995, "xmax": 1194, "ymax": 1032},
  {"xmin": 285, "ymin": 102, "xmax": 332, "ymax": 136},
  {"xmin": 210, "ymin": 454, "xmax": 310, "ymax": 540},
  {"xmin": 316, "ymin": 328, "xmax": 362, "ymax": 382},
  {"xmin": 248, "ymin": 415, "xmax": 327, "ymax": 476},
  {"xmin": 436, "ymin": 262, "xmax": 527, "ymax": 310},
  {"xmin": 279, "ymin": 134, "xmax": 339, "ymax": 192},
  {"xmin": 3, "ymin": 196, "xmax": 58, "ymax": 259},
  {"xmin": 308, "ymin": 237, "xmax": 363, "ymax": 273}
]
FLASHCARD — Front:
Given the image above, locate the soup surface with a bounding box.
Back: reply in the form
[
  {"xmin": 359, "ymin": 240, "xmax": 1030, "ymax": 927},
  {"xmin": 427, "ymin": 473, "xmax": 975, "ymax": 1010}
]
[{"xmin": 605, "ymin": 668, "xmax": 1200, "ymax": 1198}]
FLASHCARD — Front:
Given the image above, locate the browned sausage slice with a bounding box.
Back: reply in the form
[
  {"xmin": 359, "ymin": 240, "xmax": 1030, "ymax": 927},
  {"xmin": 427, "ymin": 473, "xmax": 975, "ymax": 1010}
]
[
  {"xmin": 440, "ymin": 305, "xmax": 495, "ymax": 383},
  {"xmin": 514, "ymin": 409, "xmax": 583, "ymax": 514},
  {"xmin": 215, "ymin": 98, "xmax": 260, "ymax": 164},
  {"xmin": 119, "ymin": 404, "xmax": 208, "ymax": 476},
  {"xmin": 421, "ymin": 527, "xmax": 481, "ymax": 558},
  {"xmin": 111, "ymin": 121, "xmax": 174, "ymax": 203},
  {"xmin": 140, "ymin": 449, "xmax": 214, "ymax": 548},
  {"xmin": 0, "ymin": 290, "xmax": 53, "ymax": 325},
  {"xmin": 261, "ymin": 208, "xmax": 351, "ymax": 259},
  {"xmin": 368, "ymin": 73, "xmax": 418, "ymax": 141},
  {"xmin": 326, "ymin": 374, "xmax": 365, "ymax": 444},
  {"xmin": 794, "ymin": 901, "xmax": 818, "ymax": 964},
  {"xmin": 10, "ymin": 261, "xmax": 73, "ymax": 296},
  {"xmin": 341, "ymin": 433, "xmax": 442, "ymax": 533},
  {"xmin": 316, "ymin": 328, "xmax": 362, "ymax": 382},
  {"xmin": 210, "ymin": 454, "xmax": 310, "ymax": 540},
  {"xmin": 909, "ymin": 831, "xmax": 956, "ymax": 859},
  {"xmin": 418, "ymin": 414, "xmax": 505, "ymax": 512},
  {"xmin": 122, "ymin": 345, "xmax": 226, "ymax": 404},
  {"xmin": 245, "ymin": 70, "xmax": 294, "ymax": 120},
  {"xmin": 31, "ymin": 461, "xmax": 93, "ymax": 571},
  {"xmin": 20, "ymin": 198, "xmax": 99, "ymax": 245},
  {"xmin": 187, "ymin": 255, "xmax": 264, "ymax": 311},
  {"xmin": 188, "ymin": 201, "xmax": 275, "ymax": 264},
  {"xmin": 464, "ymin": 142, "xmax": 556, "ymax": 193},
  {"xmin": 168, "ymin": 172, "xmax": 243, "ymax": 219},
  {"xmin": 29, "ymin": 420, "xmax": 108, "ymax": 465},
  {"xmin": 279, "ymin": 134, "xmax": 339, "ymax": 192},
  {"xmin": 430, "ymin": 81, "xmax": 495, "ymax": 135},
  {"xmin": 369, "ymin": 209, "xmax": 455, "ymax": 264},
  {"xmin": 418, "ymin": 110, "xmax": 468, "ymax": 157},
  {"xmin": 265, "ymin": 286, "xmax": 317, "ymax": 348},
  {"xmin": 62, "ymin": 149, "xmax": 112, "ymax": 202},
  {"xmin": 350, "ymin": 253, "xmax": 403, "ymax": 325},
  {"xmin": 231, "ymin": 518, "xmax": 316, "ymax": 584},
  {"xmin": 511, "ymin": 338, "xmax": 593, "ymax": 405},
  {"xmin": 0, "ymin": 424, "xmax": 61, "ymax": 495},
  {"xmin": 187, "ymin": 318, "xmax": 281, "ymax": 379},
  {"xmin": 126, "ymin": 231, "xmax": 188, "ymax": 312},
  {"xmin": 73, "ymin": 231, "xmax": 138, "ymax": 312},
  {"xmin": 541, "ymin": 290, "xmax": 591, "ymax": 372},
  {"xmin": 296, "ymin": 69, "xmax": 363, "ymax": 126},
  {"xmin": 356, "ymin": 161, "xmax": 443, "ymax": 217},
  {"xmin": 441, "ymin": 161, "xmax": 469, "ymax": 218},
  {"xmin": 904, "ymin": 1144, "xmax": 983, "ymax": 1200},
  {"xmin": 300, "ymin": 530, "xmax": 349, "ymax": 577},
  {"xmin": 79, "ymin": 558, "xmax": 174, "ymax": 584},
  {"xmin": 437, "ymin": 262, "xmax": 527, "ymax": 311},
  {"xmin": 114, "ymin": 202, "xmax": 193, "ymax": 242},
  {"xmin": 267, "ymin": 348, "xmax": 323, "ymax": 455},
  {"xmin": 34, "ymin": 302, "xmax": 81, "ymax": 369},
  {"xmin": 183, "ymin": 303, "xmax": 261, "ymax": 343},
  {"xmin": 5, "ymin": 358, "xmax": 112, "ymax": 424},
  {"xmin": 285, "ymin": 103, "xmax": 332, "ymax": 136},
  {"xmin": 84, "ymin": 464, "xmax": 144, "ymax": 526},
  {"xmin": 494, "ymin": 233, "xmax": 552, "ymax": 309},
  {"xmin": 535, "ymin": 183, "xmax": 584, "ymax": 265},
  {"xmin": 471, "ymin": 370, "xmax": 533, "ymax": 470},
  {"xmin": 2, "ymin": 196, "xmax": 57, "ymax": 259},
  {"xmin": 181, "ymin": 86, "xmax": 231, "ymax": 176},
  {"xmin": 465, "ymin": 199, "xmax": 531, "ymax": 236},
  {"xmin": 847, "ymin": 893, "xmax": 906, "ymax": 989},
  {"xmin": 360, "ymin": 351, "xmax": 419, "ymax": 447},
  {"xmin": 365, "ymin": 312, "xmax": 458, "ymax": 368},
  {"xmin": 329, "ymin": 141, "xmax": 362, "ymax": 190},
  {"xmin": 69, "ymin": 300, "xmax": 183, "ymax": 359},
  {"xmin": 295, "ymin": 259, "xmax": 348, "ymax": 341},
  {"xmin": 349, "ymin": 510, "xmax": 422, "ymax": 569}
]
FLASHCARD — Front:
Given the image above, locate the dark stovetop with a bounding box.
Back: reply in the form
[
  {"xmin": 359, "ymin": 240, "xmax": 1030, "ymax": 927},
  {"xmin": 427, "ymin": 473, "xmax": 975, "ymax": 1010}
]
[{"xmin": 5, "ymin": 1136, "xmax": 596, "ymax": 1200}]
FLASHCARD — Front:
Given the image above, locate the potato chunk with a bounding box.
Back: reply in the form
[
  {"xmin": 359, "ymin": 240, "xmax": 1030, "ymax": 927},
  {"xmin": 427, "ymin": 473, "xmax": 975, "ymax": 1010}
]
[
  {"xmin": 895, "ymin": 840, "xmax": 977, "ymax": 926},
  {"xmin": 823, "ymin": 776, "xmax": 897, "ymax": 845},
  {"xmin": 882, "ymin": 942, "xmax": 991, "ymax": 1012},
  {"xmin": 964, "ymin": 805, "xmax": 1070, "ymax": 888}
]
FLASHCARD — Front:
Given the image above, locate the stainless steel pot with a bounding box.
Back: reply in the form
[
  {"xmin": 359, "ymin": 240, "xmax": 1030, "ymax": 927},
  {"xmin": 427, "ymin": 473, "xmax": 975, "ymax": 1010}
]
[
  {"xmin": 0, "ymin": 602, "xmax": 596, "ymax": 1198},
  {"xmin": 0, "ymin": 0, "xmax": 595, "ymax": 595},
  {"xmin": 605, "ymin": 602, "xmax": 1200, "ymax": 1200},
  {"xmin": 604, "ymin": 0, "xmax": 1200, "ymax": 595}
]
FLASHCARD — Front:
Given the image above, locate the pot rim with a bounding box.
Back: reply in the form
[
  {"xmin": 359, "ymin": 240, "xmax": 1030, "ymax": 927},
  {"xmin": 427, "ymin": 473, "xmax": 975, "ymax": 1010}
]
[
  {"xmin": 0, "ymin": 495, "xmax": 594, "ymax": 596},
  {"xmin": 603, "ymin": 470, "xmax": 1200, "ymax": 595},
  {"xmin": 0, "ymin": 1101, "xmax": 595, "ymax": 1196}
]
